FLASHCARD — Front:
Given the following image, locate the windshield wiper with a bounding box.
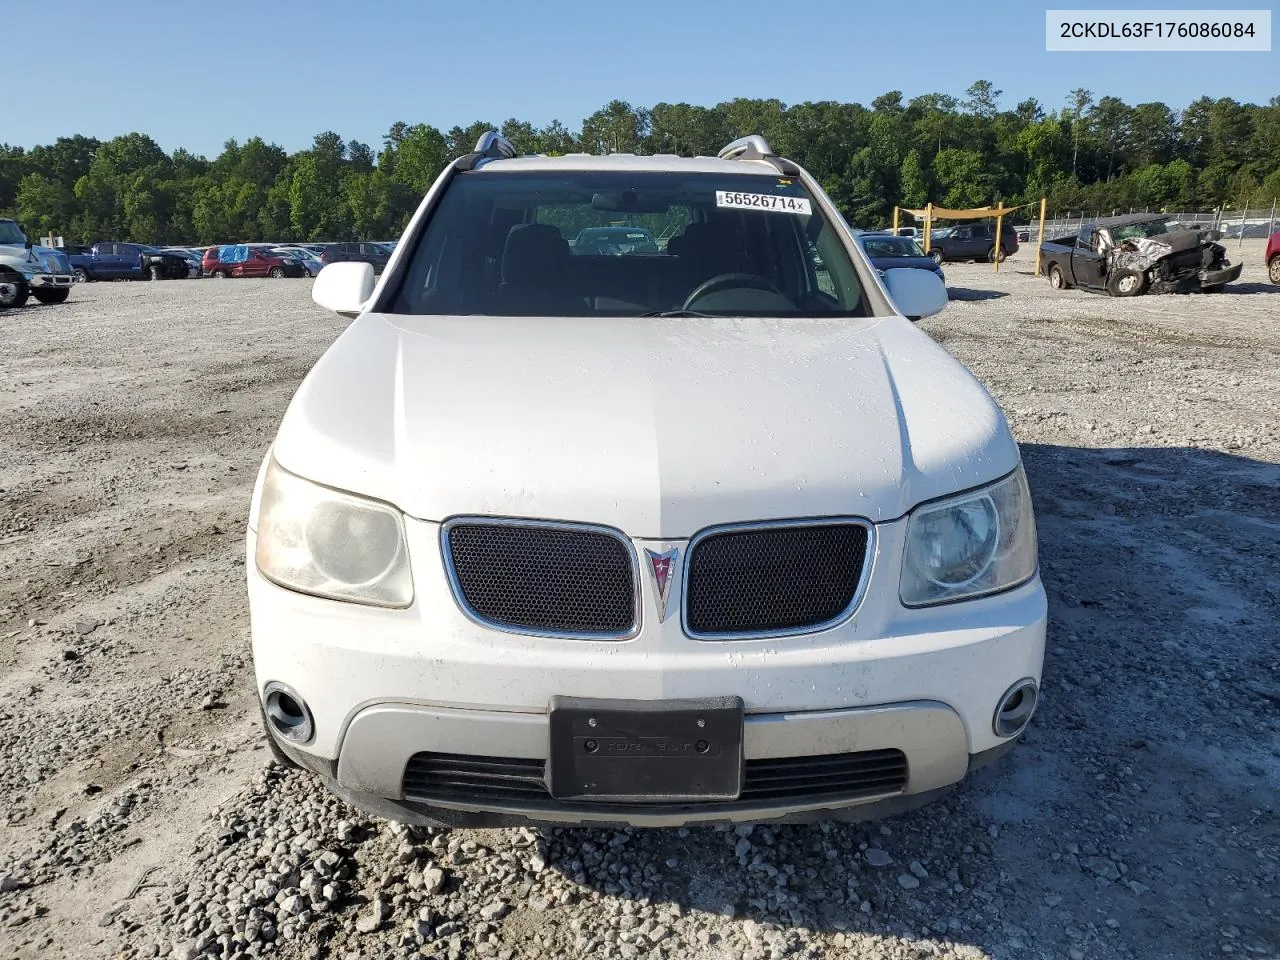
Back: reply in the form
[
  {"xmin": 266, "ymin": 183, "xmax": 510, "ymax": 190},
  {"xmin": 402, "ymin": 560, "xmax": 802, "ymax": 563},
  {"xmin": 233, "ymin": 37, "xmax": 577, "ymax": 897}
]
[{"xmin": 636, "ymin": 309, "xmax": 716, "ymax": 318}]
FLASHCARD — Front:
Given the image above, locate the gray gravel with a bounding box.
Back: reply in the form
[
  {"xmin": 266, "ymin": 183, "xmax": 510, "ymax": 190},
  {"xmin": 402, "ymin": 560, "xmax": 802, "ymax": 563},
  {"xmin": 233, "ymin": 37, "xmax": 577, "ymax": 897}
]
[{"xmin": 1, "ymin": 247, "xmax": 1277, "ymax": 959}]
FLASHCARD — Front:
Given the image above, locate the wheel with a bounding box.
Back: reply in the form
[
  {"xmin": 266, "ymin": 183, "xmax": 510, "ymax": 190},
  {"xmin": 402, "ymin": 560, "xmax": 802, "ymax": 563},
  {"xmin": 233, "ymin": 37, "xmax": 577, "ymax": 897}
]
[
  {"xmin": 1268, "ymin": 256, "xmax": 1280, "ymax": 285},
  {"xmin": 148, "ymin": 264, "xmax": 162, "ymax": 281},
  {"xmin": 73, "ymin": 267, "xmax": 89, "ymax": 283},
  {"xmin": 1047, "ymin": 264, "xmax": 1069, "ymax": 290},
  {"xmin": 268, "ymin": 266, "xmax": 285, "ymax": 279},
  {"xmin": 212, "ymin": 269, "xmax": 228, "ymax": 279},
  {"xmin": 929, "ymin": 249, "xmax": 944, "ymax": 266},
  {"xmin": 1106, "ymin": 269, "xmax": 1148, "ymax": 297},
  {"xmin": 32, "ymin": 288, "xmax": 70, "ymax": 305},
  {"xmin": 987, "ymin": 246, "xmax": 1006, "ymax": 263},
  {"xmin": 0, "ymin": 276, "xmax": 30, "ymax": 308}
]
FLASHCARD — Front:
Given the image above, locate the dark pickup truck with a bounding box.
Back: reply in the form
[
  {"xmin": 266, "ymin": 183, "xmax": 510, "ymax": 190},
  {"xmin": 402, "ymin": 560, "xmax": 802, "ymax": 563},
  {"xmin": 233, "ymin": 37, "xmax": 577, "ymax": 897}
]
[
  {"xmin": 69, "ymin": 242, "xmax": 192, "ymax": 282},
  {"xmin": 1039, "ymin": 213, "xmax": 1242, "ymax": 297}
]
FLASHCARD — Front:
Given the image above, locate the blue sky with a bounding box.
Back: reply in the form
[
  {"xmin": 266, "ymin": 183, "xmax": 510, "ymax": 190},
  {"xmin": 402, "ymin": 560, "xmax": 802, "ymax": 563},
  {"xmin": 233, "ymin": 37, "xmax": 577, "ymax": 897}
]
[{"xmin": 7, "ymin": 0, "xmax": 1276, "ymax": 156}]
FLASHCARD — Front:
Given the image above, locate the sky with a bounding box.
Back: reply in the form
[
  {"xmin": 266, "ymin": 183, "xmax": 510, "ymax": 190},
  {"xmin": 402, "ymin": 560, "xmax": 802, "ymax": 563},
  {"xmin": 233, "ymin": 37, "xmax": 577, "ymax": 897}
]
[{"xmin": 5, "ymin": 0, "xmax": 1276, "ymax": 157}]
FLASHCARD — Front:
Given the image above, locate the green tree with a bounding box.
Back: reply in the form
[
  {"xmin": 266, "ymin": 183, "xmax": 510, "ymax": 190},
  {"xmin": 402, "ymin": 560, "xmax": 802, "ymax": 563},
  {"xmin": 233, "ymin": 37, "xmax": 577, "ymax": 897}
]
[
  {"xmin": 581, "ymin": 101, "xmax": 650, "ymax": 154},
  {"xmin": 899, "ymin": 150, "xmax": 928, "ymax": 208},
  {"xmin": 15, "ymin": 173, "xmax": 76, "ymax": 238}
]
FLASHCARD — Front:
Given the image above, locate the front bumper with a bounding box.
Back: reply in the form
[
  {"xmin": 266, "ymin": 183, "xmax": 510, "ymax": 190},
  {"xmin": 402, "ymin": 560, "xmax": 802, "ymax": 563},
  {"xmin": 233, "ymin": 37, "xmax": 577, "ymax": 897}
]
[
  {"xmin": 1202, "ymin": 262, "xmax": 1243, "ymax": 287},
  {"xmin": 248, "ymin": 510, "xmax": 1047, "ymax": 825},
  {"xmin": 23, "ymin": 271, "xmax": 74, "ymax": 288}
]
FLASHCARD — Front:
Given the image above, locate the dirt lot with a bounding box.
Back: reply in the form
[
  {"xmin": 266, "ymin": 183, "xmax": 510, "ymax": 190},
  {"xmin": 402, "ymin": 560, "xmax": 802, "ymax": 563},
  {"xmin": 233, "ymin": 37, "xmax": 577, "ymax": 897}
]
[{"xmin": 1, "ymin": 241, "xmax": 1277, "ymax": 960}]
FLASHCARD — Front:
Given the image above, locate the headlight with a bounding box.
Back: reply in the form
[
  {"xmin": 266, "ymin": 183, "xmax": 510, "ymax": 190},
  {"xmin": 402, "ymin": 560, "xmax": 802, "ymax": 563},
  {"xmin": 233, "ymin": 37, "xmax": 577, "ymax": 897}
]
[
  {"xmin": 255, "ymin": 460, "xmax": 413, "ymax": 607},
  {"xmin": 900, "ymin": 466, "xmax": 1037, "ymax": 606}
]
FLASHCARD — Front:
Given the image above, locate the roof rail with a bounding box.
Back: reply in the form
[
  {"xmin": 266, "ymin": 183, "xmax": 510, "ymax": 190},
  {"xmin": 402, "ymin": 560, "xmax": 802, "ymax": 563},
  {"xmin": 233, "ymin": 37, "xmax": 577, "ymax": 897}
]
[
  {"xmin": 717, "ymin": 135, "xmax": 800, "ymax": 176},
  {"xmin": 718, "ymin": 135, "xmax": 774, "ymax": 162},
  {"xmin": 456, "ymin": 131, "xmax": 518, "ymax": 171}
]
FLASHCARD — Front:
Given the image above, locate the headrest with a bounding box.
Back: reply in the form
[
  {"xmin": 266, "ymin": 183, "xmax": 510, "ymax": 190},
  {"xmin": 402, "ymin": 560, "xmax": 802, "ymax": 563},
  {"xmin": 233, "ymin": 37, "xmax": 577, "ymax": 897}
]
[{"xmin": 502, "ymin": 224, "xmax": 570, "ymax": 285}]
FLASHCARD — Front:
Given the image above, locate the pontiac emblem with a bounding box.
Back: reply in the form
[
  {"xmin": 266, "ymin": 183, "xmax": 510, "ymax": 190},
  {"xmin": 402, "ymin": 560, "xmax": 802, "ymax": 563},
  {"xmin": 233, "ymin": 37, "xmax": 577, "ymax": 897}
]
[{"xmin": 644, "ymin": 548, "xmax": 678, "ymax": 622}]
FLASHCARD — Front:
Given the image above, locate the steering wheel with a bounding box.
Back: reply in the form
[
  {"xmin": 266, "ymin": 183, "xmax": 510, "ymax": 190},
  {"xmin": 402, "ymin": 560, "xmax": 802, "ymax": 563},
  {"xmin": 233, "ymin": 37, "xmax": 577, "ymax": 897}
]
[{"xmin": 682, "ymin": 273, "xmax": 784, "ymax": 311}]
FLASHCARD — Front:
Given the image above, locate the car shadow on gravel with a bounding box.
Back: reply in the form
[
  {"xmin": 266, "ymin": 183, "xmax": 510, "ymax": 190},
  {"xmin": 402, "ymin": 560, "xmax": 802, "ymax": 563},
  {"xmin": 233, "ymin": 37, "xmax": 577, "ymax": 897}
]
[
  {"xmin": 1218, "ymin": 282, "xmax": 1280, "ymax": 295},
  {"xmin": 545, "ymin": 442, "xmax": 1279, "ymax": 959},
  {"xmin": 946, "ymin": 287, "xmax": 1009, "ymax": 301}
]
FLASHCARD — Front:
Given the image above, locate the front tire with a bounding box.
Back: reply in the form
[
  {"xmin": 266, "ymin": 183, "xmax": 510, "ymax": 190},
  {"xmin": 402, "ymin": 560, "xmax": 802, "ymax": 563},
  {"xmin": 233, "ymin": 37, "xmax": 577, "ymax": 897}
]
[
  {"xmin": 929, "ymin": 249, "xmax": 944, "ymax": 266},
  {"xmin": 987, "ymin": 246, "xmax": 1006, "ymax": 263},
  {"xmin": 1047, "ymin": 264, "xmax": 1068, "ymax": 289},
  {"xmin": 0, "ymin": 277, "xmax": 30, "ymax": 308},
  {"xmin": 1268, "ymin": 256, "xmax": 1280, "ymax": 285},
  {"xmin": 73, "ymin": 267, "xmax": 89, "ymax": 283},
  {"xmin": 212, "ymin": 269, "xmax": 228, "ymax": 279},
  {"xmin": 148, "ymin": 264, "xmax": 162, "ymax": 281},
  {"xmin": 1107, "ymin": 269, "xmax": 1148, "ymax": 297},
  {"xmin": 32, "ymin": 288, "xmax": 70, "ymax": 305},
  {"xmin": 268, "ymin": 266, "xmax": 285, "ymax": 279}
]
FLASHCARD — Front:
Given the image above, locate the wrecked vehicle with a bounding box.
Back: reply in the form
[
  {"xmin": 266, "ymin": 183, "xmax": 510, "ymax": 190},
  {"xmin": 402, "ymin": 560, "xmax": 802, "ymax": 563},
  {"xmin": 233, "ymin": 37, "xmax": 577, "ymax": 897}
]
[{"xmin": 1039, "ymin": 213, "xmax": 1242, "ymax": 297}]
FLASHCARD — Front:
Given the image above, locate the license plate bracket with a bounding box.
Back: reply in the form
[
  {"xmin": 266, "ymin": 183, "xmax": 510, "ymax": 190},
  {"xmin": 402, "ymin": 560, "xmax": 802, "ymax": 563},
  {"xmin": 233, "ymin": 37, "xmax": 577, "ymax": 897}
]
[{"xmin": 547, "ymin": 696, "xmax": 744, "ymax": 802}]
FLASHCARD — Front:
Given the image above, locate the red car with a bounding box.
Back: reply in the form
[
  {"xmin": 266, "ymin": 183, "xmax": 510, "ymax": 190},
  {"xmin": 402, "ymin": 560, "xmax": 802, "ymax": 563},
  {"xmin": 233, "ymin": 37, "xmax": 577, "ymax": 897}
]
[
  {"xmin": 1267, "ymin": 231, "xmax": 1280, "ymax": 285},
  {"xmin": 202, "ymin": 244, "xmax": 305, "ymax": 279}
]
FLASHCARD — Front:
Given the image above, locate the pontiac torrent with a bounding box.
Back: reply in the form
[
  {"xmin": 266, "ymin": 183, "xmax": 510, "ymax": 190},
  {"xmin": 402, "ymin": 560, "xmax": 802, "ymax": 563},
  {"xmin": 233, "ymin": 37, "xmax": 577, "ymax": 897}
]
[{"xmin": 247, "ymin": 134, "xmax": 1046, "ymax": 827}]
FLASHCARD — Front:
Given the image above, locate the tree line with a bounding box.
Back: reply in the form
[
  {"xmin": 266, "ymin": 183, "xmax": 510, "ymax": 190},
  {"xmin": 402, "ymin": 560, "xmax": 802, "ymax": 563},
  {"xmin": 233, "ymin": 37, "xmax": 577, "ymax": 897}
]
[{"xmin": 2, "ymin": 82, "xmax": 1277, "ymax": 246}]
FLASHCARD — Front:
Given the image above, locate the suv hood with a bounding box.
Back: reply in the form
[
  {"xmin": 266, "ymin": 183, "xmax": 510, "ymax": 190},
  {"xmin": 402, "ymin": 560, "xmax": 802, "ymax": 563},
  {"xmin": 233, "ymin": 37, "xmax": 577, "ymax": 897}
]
[
  {"xmin": 271, "ymin": 313, "xmax": 1019, "ymax": 536},
  {"xmin": 0, "ymin": 242, "xmax": 35, "ymax": 261}
]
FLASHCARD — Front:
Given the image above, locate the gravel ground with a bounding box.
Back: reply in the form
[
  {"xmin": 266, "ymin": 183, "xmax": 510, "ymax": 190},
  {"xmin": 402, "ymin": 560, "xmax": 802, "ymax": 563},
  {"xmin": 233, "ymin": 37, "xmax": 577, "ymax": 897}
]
[{"xmin": 1, "ymin": 241, "xmax": 1277, "ymax": 960}]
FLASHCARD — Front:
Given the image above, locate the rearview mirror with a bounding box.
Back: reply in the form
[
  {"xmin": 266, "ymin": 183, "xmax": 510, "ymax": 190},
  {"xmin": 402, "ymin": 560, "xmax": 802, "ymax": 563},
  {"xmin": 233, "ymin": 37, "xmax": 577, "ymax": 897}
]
[
  {"xmin": 312, "ymin": 261, "xmax": 375, "ymax": 318},
  {"xmin": 881, "ymin": 267, "xmax": 948, "ymax": 321}
]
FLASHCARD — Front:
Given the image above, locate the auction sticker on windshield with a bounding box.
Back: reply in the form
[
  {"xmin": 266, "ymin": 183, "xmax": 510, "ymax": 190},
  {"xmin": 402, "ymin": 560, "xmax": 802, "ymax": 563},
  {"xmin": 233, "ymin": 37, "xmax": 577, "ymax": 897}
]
[{"xmin": 716, "ymin": 191, "xmax": 812, "ymax": 214}]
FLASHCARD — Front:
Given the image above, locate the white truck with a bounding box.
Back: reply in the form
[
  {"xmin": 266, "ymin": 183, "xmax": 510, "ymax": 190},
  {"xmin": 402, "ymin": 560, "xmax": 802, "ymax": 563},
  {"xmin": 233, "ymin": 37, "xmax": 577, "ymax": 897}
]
[{"xmin": 0, "ymin": 219, "xmax": 75, "ymax": 309}]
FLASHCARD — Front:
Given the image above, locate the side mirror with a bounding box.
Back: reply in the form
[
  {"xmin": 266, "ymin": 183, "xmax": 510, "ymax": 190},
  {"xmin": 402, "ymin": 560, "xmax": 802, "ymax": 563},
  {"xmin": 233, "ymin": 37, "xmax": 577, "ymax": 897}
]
[
  {"xmin": 312, "ymin": 261, "xmax": 375, "ymax": 318},
  {"xmin": 881, "ymin": 267, "xmax": 948, "ymax": 321}
]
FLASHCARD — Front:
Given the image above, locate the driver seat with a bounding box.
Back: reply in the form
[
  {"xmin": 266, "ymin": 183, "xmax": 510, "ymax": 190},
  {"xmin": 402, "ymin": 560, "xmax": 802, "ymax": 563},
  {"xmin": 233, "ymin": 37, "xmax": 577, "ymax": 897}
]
[{"xmin": 670, "ymin": 220, "xmax": 753, "ymax": 296}]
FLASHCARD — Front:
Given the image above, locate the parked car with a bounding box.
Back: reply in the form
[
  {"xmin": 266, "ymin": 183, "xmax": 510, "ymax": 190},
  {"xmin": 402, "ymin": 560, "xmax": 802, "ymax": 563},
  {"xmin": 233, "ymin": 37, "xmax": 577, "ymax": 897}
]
[
  {"xmin": 1266, "ymin": 230, "xmax": 1280, "ymax": 285},
  {"xmin": 0, "ymin": 218, "xmax": 74, "ymax": 307},
  {"xmin": 203, "ymin": 244, "xmax": 305, "ymax": 278},
  {"xmin": 69, "ymin": 242, "xmax": 190, "ymax": 281},
  {"xmin": 572, "ymin": 226, "xmax": 660, "ymax": 255},
  {"xmin": 248, "ymin": 131, "xmax": 1044, "ymax": 829},
  {"xmin": 926, "ymin": 222, "xmax": 1019, "ymax": 264},
  {"xmin": 1039, "ymin": 213, "xmax": 1242, "ymax": 296},
  {"xmin": 891, "ymin": 227, "xmax": 922, "ymax": 241},
  {"xmin": 1222, "ymin": 223, "xmax": 1272, "ymax": 239},
  {"xmin": 271, "ymin": 247, "xmax": 323, "ymax": 277},
  {"xmin": 161, "ymin": 247, "xmax": 204, "ymax": 278},
  {"xmin": 319, "ymin": 241, "xmax": 392, "ymax": 273},
  {"xmin": 854, "ymin": 233, "xmax": 945, "ymax": 293}
]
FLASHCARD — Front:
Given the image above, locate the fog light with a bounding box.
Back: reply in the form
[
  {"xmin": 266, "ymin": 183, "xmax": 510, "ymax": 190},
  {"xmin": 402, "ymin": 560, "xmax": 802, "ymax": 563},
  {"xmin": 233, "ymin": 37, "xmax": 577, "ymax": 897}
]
[
  {"xmin": 264, "ymin": 682, "xmax": 314, "ymax": 744},
  {"xmin": 993, "ymin": 678, "xmax": 1038, "ymax": 738}
]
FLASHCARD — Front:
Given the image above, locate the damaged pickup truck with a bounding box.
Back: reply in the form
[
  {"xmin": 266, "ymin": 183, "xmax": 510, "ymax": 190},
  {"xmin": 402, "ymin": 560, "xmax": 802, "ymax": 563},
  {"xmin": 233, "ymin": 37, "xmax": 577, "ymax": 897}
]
[{"xmin": 1039, "ymin": 213, "xmax": 1242, "ymax": 297}]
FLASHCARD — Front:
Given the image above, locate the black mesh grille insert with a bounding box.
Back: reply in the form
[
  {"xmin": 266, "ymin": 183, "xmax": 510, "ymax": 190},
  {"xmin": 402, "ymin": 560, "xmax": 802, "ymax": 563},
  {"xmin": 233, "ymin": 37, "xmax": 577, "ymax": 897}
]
[
  {"xmin": 445, "ymin": 522, "xmax": 635, "ymax": 636},
  {"xmin": 403, "ymin": 749, "xmax": 906, "ymax": 810},
  {"xmin": 685, "ymin": 523, "xmax": 869, "ymax": 636}
]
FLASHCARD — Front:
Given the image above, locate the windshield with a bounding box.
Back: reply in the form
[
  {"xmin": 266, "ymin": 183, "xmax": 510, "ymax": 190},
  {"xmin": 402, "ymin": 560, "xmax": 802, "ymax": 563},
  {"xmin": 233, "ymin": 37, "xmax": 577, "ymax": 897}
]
[
  {"xmin": 0, "ymin": 221, "xmax": 26, "ymax": 245},
  {"xmin": 1112, "ymin": 220, "xmax": 1169, "ymax": 241},
  {"xmin": 862, "ymin": 236, "xmax": 925, "ymax": 258},
  {"xmin": 387, "ymin": 170, "xmax": 866, "ymax": 317}
]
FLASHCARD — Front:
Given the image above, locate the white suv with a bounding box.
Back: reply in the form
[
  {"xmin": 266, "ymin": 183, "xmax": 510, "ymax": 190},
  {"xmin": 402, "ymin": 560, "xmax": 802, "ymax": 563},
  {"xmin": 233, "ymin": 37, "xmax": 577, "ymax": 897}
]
[{"xmin": 248, "ymin": 133, "xmax": 1046, "ymax": 828}]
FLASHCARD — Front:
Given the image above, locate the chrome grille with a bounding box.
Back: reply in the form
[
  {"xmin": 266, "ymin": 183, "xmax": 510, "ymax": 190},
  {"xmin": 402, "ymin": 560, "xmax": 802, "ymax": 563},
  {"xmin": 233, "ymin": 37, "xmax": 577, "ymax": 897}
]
[
  {"xmin": 684, "ymin": 521, "xmax": 871, "ymax": 637},
  {"xmin": 442, "ymin": 519, "xmax": 637, "ymax": 638}
]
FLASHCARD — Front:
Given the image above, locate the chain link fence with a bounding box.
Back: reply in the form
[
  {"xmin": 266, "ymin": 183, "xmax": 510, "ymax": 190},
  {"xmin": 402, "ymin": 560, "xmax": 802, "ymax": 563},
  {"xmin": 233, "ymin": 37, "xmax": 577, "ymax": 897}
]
[{"xmin": 1037, "ymin": 204, "xmax": 1278, "ymax": 242}]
